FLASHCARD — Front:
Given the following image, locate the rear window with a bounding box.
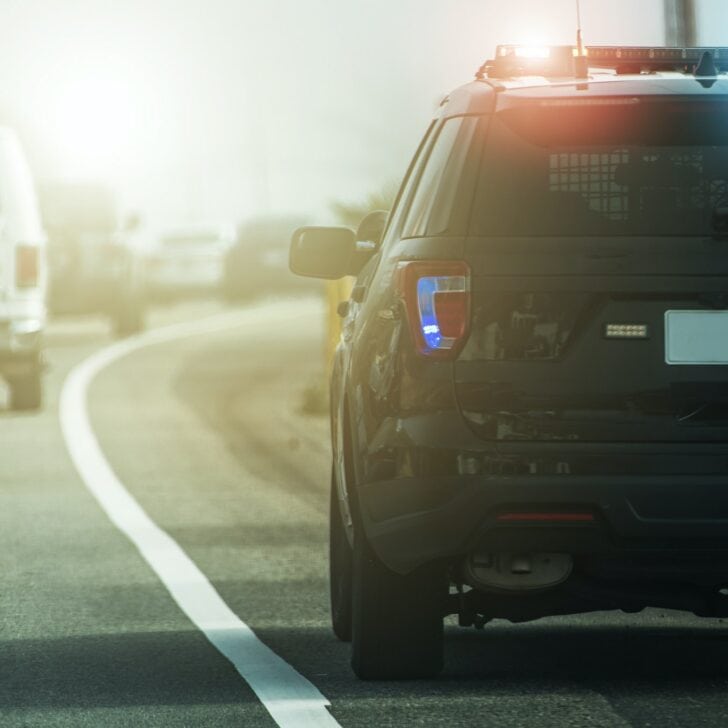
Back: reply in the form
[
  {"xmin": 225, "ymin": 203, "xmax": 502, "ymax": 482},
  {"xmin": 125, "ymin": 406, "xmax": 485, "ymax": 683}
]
[
  {"xmin": 402, "ymin": 116, "xmax": 480, "ymax": 238},
  {"xmin": 471, "ymin": 99, "xmax": 728, "ymax": 237}
]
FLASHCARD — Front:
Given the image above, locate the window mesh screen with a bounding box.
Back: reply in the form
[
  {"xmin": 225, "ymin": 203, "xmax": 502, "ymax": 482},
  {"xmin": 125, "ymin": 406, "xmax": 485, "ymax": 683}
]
[
  {"xmin": 548, "ymin": 149, "xmax": 728, "ymax": 223},
  {"xmin": 549, "ymin": 151, "xmax": 629, "ymax": 220}
]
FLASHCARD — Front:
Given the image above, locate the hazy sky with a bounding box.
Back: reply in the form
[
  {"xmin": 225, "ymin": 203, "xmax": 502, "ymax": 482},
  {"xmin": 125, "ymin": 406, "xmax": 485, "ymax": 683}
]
[{"xmin": 0, "ymin": 0, "xmax": 713, "ymax": 230}]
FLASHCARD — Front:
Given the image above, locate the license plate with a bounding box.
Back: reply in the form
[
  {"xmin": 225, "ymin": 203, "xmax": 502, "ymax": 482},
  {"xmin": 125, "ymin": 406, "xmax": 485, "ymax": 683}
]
[{"xmin": 665, "ymin": 310, "xmax": 728, "ymax": 365}]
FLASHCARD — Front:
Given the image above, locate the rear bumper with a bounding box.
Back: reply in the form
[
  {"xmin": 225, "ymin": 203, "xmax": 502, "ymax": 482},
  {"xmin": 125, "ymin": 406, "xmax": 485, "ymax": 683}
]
[{"xmin": 358, "ymin": 473, "xmax": 728, "ymax": 574}]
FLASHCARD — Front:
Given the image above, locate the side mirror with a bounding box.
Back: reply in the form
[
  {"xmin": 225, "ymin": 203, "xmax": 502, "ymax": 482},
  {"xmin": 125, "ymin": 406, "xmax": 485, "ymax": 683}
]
[{"xmin": 289, "ymin": 226, "xmax": 356, "ymax": 279}]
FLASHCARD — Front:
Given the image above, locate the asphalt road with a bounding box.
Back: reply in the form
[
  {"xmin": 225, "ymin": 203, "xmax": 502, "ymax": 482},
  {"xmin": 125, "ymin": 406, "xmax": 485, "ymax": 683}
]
[{"xmin": 2, "ymin": 297, "xmax": 728, "ymax": 727}]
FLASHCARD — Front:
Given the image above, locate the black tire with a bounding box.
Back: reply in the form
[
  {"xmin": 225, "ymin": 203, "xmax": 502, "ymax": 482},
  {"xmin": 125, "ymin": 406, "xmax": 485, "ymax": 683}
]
[
  {"xmin": 9, "ymin": 369, "xmax": 42, "ymax": 411},
  {"xmin": 330, "ymin": 468, "xmax": 353, "ymax": 642},
  {"xmin": 351, "ymin": 524, "xmax": 446, "ymax": 680}
]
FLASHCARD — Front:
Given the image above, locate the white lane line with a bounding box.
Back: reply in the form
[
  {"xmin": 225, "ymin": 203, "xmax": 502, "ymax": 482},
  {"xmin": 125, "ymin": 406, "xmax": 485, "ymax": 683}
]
[{"xmin": 59, "ymin": 307, "xmax": 340, "ymax": 728}]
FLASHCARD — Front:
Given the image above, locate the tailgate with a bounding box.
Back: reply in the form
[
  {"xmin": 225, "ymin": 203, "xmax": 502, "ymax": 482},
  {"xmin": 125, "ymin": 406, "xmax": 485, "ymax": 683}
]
[{"xmin": 455, "ymin": 237, "xmax": 728, "ymax": 443}]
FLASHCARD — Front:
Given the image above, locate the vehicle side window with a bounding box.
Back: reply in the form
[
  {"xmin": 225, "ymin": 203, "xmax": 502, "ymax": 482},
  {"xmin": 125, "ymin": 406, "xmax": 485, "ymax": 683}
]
[
  {"xmin": 402, "ymin": 116, "xmax": 479, "ymax": 238},
  {"xmin": 378, "ymin": 121, "xmax": 436, "ymax": 249}
]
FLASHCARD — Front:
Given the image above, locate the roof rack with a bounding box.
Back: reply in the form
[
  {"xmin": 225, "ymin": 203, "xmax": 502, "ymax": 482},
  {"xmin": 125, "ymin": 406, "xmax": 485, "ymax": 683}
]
[{"xmin": 479, "ymin": 45, "xmax": 728, "ymax": 80}]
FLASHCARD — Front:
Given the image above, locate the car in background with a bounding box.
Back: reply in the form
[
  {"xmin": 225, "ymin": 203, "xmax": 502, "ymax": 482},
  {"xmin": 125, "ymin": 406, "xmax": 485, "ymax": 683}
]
[
  {"xmin": 42, "ymin": 183, "xmax": 146, "ymax": 336},
  {"xmin": 0, "ymin": 128, "xmax": 46, "ymax": 410},
  {"xmin": 222, "ymin": 215, "xmax": 315, "ymax": 302},
  {"xmin": 146, "ymin": 224, "xmax": 234, "ymax": 299}
]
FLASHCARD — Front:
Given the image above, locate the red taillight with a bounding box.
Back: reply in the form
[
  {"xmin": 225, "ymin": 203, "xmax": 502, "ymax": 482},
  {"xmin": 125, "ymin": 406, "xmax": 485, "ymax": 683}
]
[
  {"xmin": 16, "ymin": 245, "xmax": 40, "ymax": 288},
  {"xmin": 435, "ymin": 290, "xmax": 469, "ymax": 339},
  {"xmin": 395, "ymin": 260, "xmax": 471, "ymax": 359}
]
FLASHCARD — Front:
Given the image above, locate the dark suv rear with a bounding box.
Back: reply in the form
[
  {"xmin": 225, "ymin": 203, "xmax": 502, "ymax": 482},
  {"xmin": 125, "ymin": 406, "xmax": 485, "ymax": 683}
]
[{"xmin": 291, "ymin": 45, "xmax": 728, "ymax": 680}]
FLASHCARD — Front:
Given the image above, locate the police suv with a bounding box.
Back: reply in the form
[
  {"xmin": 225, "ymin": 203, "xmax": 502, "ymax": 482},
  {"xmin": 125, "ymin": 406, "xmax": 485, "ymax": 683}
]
[{"xmin": 291, "ymin": 44, "xmax": 728, "ymax": 679}]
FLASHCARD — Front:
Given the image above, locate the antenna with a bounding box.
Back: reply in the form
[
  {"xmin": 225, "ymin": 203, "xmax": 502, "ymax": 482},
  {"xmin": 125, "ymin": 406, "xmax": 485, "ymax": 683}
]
[
  {"xmin": 575, "ymin": 0, "xmax": 584, "ymax": 55},
  {"xmin": 574, "ymin": 0, "xmax": 588, "ymax": 78}
]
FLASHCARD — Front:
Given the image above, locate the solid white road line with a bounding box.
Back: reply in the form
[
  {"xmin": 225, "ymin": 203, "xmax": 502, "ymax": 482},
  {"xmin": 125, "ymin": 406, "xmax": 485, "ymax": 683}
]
[{"xmin": 59, "ymin": 306, "xmax": 340, "ymax": 728}]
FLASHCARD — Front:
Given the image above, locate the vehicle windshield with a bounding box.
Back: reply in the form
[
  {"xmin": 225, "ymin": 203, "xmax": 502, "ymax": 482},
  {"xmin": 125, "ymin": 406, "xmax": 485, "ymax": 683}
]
[{"xmin": 471, "ymin": 99, "xmax": 728, "ymax": 237}]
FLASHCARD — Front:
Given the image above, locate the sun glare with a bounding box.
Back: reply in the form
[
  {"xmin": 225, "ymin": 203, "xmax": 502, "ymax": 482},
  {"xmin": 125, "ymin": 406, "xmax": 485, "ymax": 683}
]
[{"xmin": 49, "ymin": 73, "xmax": 137, "ymax": 179}]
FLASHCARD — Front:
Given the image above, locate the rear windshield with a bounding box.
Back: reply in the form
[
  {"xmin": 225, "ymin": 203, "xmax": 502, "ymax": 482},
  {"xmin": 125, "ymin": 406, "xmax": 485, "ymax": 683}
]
[{"xmin": 471, "ymin": 99, "xmax": 728, "ymax": 237}]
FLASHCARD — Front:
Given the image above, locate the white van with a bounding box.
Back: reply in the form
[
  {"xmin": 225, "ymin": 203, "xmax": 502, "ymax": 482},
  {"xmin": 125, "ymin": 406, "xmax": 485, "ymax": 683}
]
[{"xmin": 0, "ymin": 128, "xmax": 46, "ymax": 410}]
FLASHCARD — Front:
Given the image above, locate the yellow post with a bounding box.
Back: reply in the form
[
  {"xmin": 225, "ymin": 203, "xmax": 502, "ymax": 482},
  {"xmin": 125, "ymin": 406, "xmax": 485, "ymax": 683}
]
[{"xmin": 326, "ymin": 277, "xmax": 354, "ymax": 373}]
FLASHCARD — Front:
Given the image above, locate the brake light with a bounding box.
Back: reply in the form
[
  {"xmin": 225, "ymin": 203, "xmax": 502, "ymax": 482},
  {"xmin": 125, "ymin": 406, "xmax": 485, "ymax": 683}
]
[
  {"xmin": 16, "ymin": 245, "xmax": 39, "ymax": 288},
  {"xmin": 395, "ymin": 261, "xmax": 470, "ymax": 359}
]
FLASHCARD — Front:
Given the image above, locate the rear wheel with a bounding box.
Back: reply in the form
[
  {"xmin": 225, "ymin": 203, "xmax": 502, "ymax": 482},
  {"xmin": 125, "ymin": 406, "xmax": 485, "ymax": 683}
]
[
  {"xmin": 351, "ymin": 524, "xmax": 445, "ymax": 680},
  {"xmin": 9, "ymin": 369, "xmax": 42, "ymax": 411},
  {"xmin": 329, "ymin": 468, "xmax": 353, "ymax": 642}
]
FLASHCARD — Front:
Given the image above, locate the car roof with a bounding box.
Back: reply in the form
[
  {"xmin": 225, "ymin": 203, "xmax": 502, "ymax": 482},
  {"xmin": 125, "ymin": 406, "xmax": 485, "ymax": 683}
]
[{"xmin": 440, "ymin": 73, "xmax": 728, "ymax": 117}]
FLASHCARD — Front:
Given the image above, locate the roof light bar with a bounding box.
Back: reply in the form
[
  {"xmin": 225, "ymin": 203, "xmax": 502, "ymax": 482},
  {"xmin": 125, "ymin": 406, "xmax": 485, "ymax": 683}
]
[
  {"xmin": 587, "ymin": 46, "xmax": 728, "ymax": 66},
  {"xmin": 505, "ymin": 46, "xmax": 551, "ymax": 59},
  {"xmin": 488, "ymin": 45, "xmax": 576, "ymax": 79},
  {"xmin": 481, "ymin": 44, "xmax": 728, "ymax": 79}
]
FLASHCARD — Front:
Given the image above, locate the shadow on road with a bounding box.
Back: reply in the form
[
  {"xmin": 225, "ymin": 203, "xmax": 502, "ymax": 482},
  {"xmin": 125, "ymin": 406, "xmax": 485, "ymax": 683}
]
[
  {"xmin": 5, "ymin": 620, "xmax": 727, "ymax": 716},
  {"xmin": 0, "ymin": 630, "xmax": 251, "ymax": 709},
  {"xmin": 254, "ymin": 620, "xmax": 728, "ymax": 700},
  {"xmin": 444, "ymin": 622, "xmax": 728, "ymax": 683}
]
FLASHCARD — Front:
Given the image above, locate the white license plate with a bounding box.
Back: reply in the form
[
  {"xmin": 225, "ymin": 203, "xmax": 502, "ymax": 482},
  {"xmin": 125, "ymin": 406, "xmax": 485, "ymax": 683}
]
[{"xmin": 665, "ymin": 310, "xmax": 728, "ymax": 365}]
